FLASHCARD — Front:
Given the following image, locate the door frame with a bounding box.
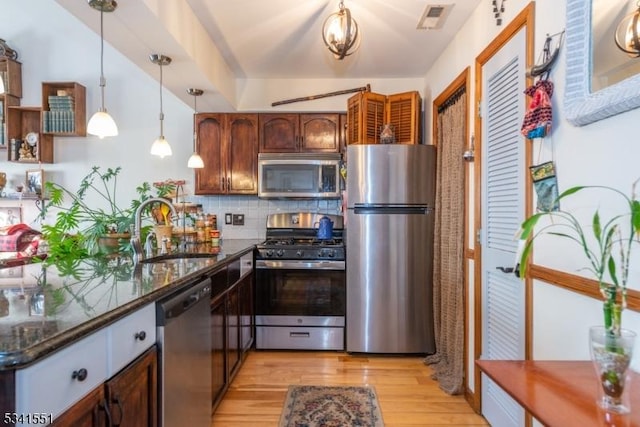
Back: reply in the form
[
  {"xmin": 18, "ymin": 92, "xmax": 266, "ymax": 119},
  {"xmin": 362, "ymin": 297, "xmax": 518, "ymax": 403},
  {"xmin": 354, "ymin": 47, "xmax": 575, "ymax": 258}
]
[{"xmin": 472, "ymin": 1, "xmax": 535, "ymax": 415}]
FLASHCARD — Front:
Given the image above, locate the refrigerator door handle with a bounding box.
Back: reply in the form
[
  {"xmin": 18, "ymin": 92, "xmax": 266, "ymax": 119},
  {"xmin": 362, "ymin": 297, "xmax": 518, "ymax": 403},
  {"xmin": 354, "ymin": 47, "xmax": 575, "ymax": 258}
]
[{"xmin": 353, "ymin": 205, "xmax": 431, "ymax": 215}]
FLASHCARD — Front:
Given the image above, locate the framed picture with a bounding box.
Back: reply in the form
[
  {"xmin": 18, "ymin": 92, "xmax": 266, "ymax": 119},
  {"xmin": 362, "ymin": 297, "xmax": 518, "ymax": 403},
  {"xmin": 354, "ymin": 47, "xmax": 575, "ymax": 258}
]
[
  {"xmin": 0, "ymin": 206, "xmax": 21, "ymax": 226},
  {"xmin": 26, "ymin": 169, "xmax": 44, "ymax": 197}
]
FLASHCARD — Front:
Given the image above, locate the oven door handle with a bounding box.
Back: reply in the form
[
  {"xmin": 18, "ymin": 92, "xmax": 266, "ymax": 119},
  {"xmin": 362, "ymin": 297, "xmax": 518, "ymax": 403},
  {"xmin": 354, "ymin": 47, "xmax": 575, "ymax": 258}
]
[{"xmin": 255, "ymin": 260, "xmax": 345, "ymax": 270}]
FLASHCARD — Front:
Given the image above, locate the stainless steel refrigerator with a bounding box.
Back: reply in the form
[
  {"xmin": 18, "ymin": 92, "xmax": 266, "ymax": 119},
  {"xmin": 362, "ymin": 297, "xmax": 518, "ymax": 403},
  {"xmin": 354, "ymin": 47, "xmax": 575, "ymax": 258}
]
[{"xmin": 346, "ymin": 144, "xmax": 436, "ymax": 354}]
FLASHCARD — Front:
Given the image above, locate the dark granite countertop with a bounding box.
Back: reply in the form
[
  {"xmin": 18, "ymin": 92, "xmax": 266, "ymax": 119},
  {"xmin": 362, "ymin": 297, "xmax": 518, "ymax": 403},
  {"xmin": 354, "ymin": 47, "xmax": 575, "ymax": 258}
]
[{"xmin": 0, "ymin": 239, "xmax": 261, "ymax": 370}]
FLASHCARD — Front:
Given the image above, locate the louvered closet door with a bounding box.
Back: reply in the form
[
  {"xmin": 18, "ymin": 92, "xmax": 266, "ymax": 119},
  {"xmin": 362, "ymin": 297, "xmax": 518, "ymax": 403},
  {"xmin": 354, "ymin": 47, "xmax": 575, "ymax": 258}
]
[{"xmin": 480, "ymin": 28, "xmax": 526, "ymax": 427}]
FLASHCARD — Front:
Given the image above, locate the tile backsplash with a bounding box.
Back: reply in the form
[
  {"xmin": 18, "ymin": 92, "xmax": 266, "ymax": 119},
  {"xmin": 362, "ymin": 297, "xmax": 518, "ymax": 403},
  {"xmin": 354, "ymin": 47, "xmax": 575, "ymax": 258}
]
[{"xmin": 190, "ymin": 195, "xmax": 342, "ymax": 240}]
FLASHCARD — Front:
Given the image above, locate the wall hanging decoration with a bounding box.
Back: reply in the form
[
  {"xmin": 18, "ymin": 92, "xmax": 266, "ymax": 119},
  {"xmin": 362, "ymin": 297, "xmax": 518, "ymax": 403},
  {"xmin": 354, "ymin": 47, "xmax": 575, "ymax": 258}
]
[
  {"xmin": 529, "ymin": 161, "xmax": 559, "ymax": 212},
  {"xmin": 521, "ymin": 79, "xmax": 553, "ymax": 139},
  {"xmin": 492, "ymin": 0, "xmax": 506, "ymax": 26}
]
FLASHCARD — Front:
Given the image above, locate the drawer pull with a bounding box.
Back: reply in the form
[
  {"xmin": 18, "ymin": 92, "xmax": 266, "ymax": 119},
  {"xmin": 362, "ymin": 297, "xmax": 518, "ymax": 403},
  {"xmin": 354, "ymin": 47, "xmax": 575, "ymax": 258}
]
[
  {"xmin": 72, "ymin": 368, "xmax": 88, "ymax": 381},
  {"xmin": 134, "ymin": 331, "xmax": 147, "ymax": 341},
  {"xmin": 290, "ymin": 332, "xmax": 310, "ymax": 338}
]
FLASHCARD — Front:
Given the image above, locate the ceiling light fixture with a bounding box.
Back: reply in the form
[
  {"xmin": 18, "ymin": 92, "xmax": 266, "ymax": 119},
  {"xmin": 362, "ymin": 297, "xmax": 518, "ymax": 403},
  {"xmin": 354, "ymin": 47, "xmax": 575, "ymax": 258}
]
[
  {"xmin": 187, "ymin": 88, "xmax": 204, "ymax": 169},
  {"xmin": 87, "ymin": 0, "xmax": 119, "ymax": 138},
  {"xmin": 615, "ymin": 1, "xmax": 640, "ymax": 57},
  {"xmin": 322, "ymin": 0, "xmax": 360, "ymax": 60},
  {"xmin": 149, "ymin": 53, "xmax": 172, "ymax": 158}
]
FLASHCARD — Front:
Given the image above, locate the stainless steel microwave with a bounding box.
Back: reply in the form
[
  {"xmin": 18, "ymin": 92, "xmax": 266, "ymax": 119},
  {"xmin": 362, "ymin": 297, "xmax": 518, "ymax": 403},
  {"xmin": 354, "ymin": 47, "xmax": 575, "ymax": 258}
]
[{"xmin": 258, "ymin": 153, "xmax": 342, "ymax": 199}]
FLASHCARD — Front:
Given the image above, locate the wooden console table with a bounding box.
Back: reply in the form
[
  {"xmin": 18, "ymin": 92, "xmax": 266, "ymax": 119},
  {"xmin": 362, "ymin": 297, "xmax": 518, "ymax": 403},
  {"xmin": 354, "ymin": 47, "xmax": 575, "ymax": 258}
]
[{"xmin": 476, "ymin": 360, "xmax": 640, "ymax": 427}]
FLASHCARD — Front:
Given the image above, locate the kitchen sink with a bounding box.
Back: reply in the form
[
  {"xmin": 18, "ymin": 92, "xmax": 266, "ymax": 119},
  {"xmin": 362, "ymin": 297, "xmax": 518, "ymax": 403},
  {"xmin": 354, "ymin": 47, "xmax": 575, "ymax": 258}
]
[{"xmin": 140, "ymin": 252, "xmax": 220, "ymax": 264}]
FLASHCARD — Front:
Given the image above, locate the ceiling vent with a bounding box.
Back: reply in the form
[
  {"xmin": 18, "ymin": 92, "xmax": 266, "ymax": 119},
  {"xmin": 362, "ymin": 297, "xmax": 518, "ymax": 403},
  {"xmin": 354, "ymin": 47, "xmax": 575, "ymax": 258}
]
[{"xmin": 416, "ymin": 4, "xmax": 454, "ymax": 30}]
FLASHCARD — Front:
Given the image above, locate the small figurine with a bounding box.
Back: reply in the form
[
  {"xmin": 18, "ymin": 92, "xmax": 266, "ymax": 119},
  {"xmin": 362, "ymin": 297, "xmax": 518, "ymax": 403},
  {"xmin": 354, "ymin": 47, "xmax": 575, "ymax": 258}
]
[{"xmin": 19, "ymin": 141, "xmax": 34, "ymax": 160}]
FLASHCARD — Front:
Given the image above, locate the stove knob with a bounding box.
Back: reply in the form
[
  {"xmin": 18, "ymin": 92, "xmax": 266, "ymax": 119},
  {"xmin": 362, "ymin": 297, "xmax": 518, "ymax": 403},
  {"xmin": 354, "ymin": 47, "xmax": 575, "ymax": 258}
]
[
  {"xmin": 317, "ymin": 249, "xmax": 324, "ymax": 258},
  {"xmin": 328, "ymin": 250, "xmax": 335, "ymax": 258},
  {"xmin": 296, "ymin": 250, "xmax": 304, "ymax": 257},
  {"xmin": 266, "ymin": 249, "xmax": 274, "ymax": 257},
  {"xmin": 276, "ymin": 249, "xmax": 284, "ymax": 257}
]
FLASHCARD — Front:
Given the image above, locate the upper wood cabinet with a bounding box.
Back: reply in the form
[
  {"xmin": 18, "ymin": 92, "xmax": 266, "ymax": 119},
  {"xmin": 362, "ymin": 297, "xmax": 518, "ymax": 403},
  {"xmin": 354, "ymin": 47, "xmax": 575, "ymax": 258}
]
[
  {"xmin": 347, "ymin": 90, "xmax": 421, "ymax": 145},
  {"xmin": 195, "ymin": 113, "xmax": 259, "ymax": 195},
  {"xmin": 259, "ymin": 113, "xmax": 340, "ymax": 153}
]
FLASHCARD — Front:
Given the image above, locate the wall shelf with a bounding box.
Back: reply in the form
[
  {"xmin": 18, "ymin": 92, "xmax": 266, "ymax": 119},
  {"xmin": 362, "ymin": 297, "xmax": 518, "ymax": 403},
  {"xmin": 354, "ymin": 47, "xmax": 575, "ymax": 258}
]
[
  {"xmin": 6, "ymin": 106, "xmax": 53, "ymax": 163},
  {"xmin": 41, "ymin": 82, "xmax": 86, "ymax": 136},
  {"xmin": 0, "ymin": 58, "xmax": 22, "ymax": 150}
]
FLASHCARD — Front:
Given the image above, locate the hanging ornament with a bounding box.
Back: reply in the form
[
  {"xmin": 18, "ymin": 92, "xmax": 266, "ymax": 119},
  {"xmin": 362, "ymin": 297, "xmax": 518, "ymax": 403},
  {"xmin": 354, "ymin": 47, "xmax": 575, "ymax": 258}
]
[{"xmin": 492, "ymin": 0, "xmax": 506, "ymax": 26}]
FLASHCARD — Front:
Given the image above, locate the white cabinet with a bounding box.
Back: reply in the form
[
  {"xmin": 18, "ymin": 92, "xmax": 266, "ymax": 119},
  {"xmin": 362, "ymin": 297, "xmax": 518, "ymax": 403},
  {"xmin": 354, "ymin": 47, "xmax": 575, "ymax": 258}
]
[
  {"xmin": 107, "ymin": 303, "xmax": 156, "ymax": 376},
  {"xmin": 14, "ymin": 303, "xmax": 156, "ymax": 426},
  {"xmin": 15, "ymin": 330, "xmax": 108, "ymax": 424}
]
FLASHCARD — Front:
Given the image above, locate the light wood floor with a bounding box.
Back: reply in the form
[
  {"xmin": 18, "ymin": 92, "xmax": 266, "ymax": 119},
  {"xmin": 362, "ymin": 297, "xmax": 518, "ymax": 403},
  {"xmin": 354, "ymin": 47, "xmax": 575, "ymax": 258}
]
[{"xmin": 211, "ymin": 350, "xmax": 489, "ymax": 427}]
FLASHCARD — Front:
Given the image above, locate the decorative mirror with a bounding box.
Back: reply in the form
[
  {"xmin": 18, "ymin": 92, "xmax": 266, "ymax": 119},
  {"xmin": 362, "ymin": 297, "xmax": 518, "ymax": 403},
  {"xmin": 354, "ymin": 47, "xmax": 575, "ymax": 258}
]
[{"xmin": 565, "ymin": 0, "xmax": 640, "ymax": 126}]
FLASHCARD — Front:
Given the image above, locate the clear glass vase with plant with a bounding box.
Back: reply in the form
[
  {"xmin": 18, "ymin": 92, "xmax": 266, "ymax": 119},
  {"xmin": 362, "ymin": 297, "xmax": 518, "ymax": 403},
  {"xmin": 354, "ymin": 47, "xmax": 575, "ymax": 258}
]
[
  {"xmin": 518, "ymin": 182, "xmax": 640, "ymax": 335},
  {"xmin": 518, "ymin": 181, "xmax": 639, "ymax": 413}
]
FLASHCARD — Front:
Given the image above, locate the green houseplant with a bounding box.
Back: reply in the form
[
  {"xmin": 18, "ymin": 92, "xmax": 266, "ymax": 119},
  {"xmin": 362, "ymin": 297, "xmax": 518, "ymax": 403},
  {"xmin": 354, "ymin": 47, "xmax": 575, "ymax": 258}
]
[
  {"xmin": 518, "ymin": 182, "xmax": 640, "ymax": 413},
  {"xmin": 41, "ymin": 166, "xmax": 175, "ymax": 261}
]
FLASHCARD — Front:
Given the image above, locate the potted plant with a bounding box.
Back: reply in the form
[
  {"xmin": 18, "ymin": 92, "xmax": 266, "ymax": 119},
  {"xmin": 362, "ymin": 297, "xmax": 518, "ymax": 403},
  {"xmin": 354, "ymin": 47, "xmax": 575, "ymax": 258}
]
[
  {"xmin": 41, "ymin": 166, "xmax": 175, "ymax": 261},
  {"xmin": 518, "ymin": 182, "xmax": 640, "ymax": 413}
]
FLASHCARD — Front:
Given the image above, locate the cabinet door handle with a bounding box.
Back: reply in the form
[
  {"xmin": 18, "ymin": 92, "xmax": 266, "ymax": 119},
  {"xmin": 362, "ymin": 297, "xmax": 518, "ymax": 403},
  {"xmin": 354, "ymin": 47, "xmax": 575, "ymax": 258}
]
[
  {"xmin": 227, "ymin": 177, "xmax": 231, "ymax": 191},
  {"xmin": 72, "ymin": 368, "xmax": 88, "ymax": 381},
  {"xmin": 221, "ymin": 177, "xmax": 225, "ymax": 191},
  {"xmin": 134, "ymin": 330, "xmax": 147, "ymax": 341},
  {"xmin": 112, "ymin": 395, "xmax": 124, "ymax": 426},
  {"xmin": 100, "ymin": 398, "xmax": 113, "ymax": 426}
]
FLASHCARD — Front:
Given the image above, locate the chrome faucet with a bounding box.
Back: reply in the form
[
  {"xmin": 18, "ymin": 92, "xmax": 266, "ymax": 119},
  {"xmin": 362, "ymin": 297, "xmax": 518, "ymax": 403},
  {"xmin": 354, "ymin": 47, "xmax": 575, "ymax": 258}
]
[{"xmin": 131, "ymin": 197, "xmax": 177, "ymax": 264}]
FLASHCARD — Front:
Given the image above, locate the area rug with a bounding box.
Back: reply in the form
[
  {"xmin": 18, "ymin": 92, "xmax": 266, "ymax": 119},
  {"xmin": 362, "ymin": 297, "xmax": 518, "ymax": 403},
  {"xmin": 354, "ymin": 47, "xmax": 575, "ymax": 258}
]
[{"xmin": 279, "ymin": 385, "xmax": 385, "ymax": 427}]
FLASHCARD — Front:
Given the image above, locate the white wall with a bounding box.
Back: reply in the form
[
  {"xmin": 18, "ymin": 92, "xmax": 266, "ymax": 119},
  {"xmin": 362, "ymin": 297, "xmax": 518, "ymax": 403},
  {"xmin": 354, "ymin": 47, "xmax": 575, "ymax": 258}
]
[
  {"xmin": 422, "ymin": 0, "xmax": 640, "ymax": 397},
  {"xmin": 1, "ymin": 1, "xmax": 346, "ymax": 236}
]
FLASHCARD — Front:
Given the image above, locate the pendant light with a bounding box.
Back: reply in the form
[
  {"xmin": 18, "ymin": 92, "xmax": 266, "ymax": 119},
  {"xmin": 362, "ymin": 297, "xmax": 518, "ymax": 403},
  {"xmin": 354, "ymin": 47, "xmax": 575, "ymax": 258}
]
[
  {"xmin": 322, "ymin": 0, "xmax": 361, "ymax": 60},
  {"xmin": 87, "ymin": 0, "xmax": 118, "ymax": 138},
  {"xmin": 150, "ymin": 54, "xmax": 172, "ymax": 158},
  {"xmin": 615, "ymin": 1, "xmax": 640, "ymax": 58},
  {"xmin": 187, "ymin": 88, "xmax": 204, "ymax": 168}
]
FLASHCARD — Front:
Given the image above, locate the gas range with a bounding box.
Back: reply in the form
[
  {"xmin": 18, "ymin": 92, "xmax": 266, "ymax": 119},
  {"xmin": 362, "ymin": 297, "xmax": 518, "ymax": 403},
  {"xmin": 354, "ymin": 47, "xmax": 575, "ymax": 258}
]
[
  {"xmin": 256, "ymin": 212, "xmax": 345, "ymax": 262},
  {"xmin": 254, "ymin": 212, "xmax": 346, "ymax": 351}
]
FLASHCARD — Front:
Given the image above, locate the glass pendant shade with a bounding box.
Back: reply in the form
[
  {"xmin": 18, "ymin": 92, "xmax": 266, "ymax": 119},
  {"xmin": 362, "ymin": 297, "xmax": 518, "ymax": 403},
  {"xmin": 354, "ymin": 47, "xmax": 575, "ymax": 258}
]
[
  {"xmin": 187, "ymin": 152, "xmax": 204, "ymax": 168},
  {"xmin": 87, "ymin": 0, "xmax": 118, "ymax": 138},
  {"xmin": 187, "ymin": 88, "xmax": 204, "ymax": 168},
  {"xmin": 615, "ymin": 4, "xmax": 640, "ymax": 57},
  {"xmin": 322, "ymin": 0, "xmax": 360, "ymax": 59},
  {"xmin": 150, "ymin": 136, "xmax": 172, "ymax": 158},
  {"xmin": 87, "ymin": 110, "xmax": 118, "ymax": 138},
  {"xmin": 150, "ymin": 54, "xmax": 172, "ymax": 158}
]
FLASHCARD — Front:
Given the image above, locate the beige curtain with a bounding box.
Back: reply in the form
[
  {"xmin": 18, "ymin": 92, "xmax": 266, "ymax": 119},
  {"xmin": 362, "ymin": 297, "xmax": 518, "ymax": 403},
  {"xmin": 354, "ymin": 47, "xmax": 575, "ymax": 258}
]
[{"xmin": 424, "ymin": 90, "xmax": 466, "ymax": 395}]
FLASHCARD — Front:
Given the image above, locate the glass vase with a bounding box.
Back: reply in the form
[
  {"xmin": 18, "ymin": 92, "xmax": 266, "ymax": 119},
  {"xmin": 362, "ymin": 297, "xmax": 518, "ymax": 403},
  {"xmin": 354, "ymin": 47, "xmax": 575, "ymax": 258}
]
[{"xmin": 589, "ymin": 326, "xmax": 636, "ymax": 414}]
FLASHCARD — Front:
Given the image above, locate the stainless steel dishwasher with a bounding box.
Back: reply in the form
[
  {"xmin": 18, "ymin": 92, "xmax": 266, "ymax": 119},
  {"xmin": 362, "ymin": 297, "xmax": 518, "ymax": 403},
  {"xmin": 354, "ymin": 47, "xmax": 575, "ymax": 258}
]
[{"xmin": 157, "ymin": 277, "xmax": 212, "ymax": 427}]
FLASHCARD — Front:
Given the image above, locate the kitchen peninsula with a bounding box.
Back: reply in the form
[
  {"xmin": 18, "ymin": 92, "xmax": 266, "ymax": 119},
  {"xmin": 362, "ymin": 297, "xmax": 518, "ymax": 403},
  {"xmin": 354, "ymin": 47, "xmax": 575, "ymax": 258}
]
[{"xmin": 0, "ymin": 239, "xmax": 259, "ymax": 426}]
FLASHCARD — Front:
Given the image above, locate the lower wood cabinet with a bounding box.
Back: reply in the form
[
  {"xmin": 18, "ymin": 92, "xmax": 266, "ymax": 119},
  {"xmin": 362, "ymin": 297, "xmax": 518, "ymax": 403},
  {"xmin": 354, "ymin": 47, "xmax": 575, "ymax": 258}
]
[
  {"xmin": 210, "ymin": 254, "xmax": 255, "ymax": 413},
  {"xmin": 51, "ymin": 345, "xmax": 158, "ymax": 427}
]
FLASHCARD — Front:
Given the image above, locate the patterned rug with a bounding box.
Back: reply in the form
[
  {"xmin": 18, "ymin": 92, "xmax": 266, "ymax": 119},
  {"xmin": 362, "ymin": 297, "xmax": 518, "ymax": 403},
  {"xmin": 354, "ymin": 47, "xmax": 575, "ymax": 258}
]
[{"xmin": 279, "ymin": 385, "xmax": 385, "ymax": 427}]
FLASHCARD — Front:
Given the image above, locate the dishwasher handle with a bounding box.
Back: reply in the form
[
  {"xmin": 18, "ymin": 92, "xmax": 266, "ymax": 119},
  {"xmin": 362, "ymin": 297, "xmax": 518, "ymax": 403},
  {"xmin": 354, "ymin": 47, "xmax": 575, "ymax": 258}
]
[{"xmin": 157, "ymin": 278, "xmax": 211, "ymax": 325}]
